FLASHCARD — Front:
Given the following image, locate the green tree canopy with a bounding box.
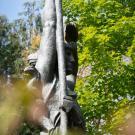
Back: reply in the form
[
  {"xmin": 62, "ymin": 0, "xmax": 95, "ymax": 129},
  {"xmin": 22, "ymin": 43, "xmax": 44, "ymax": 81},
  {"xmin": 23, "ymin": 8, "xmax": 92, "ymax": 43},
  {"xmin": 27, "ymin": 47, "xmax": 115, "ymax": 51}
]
[{"xmin": 63, "ymin": 0, "xmax": 135, "ymax": 134}]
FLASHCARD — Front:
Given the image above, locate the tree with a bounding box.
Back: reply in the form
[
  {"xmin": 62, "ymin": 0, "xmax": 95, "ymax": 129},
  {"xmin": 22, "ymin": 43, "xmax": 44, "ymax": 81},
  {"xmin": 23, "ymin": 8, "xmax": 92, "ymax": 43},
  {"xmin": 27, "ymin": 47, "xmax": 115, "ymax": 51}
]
[
  {"xmin": 18, "ymin": 0, "xmax": 43, "ymax": 48},
  {"xmin": 0, "ymin": 16, "xmax": 23, "ymax": 76},
  {"xmin": 63, "ymin": 0, "xmax": 135, "ymax": 134}
]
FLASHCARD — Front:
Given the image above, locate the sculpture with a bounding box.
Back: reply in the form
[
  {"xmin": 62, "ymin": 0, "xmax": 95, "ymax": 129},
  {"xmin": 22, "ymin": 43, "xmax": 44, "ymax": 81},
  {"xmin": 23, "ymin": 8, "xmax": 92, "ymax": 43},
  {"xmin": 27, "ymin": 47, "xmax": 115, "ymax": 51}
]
[{"xmin": 24, "ymin": 0, "xmax": 85, "ymax": 134}]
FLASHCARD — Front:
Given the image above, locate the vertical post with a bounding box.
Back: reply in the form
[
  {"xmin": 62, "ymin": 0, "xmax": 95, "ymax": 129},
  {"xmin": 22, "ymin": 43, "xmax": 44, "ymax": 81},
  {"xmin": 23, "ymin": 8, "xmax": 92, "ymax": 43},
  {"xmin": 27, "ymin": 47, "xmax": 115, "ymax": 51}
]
[{"xmin": 55, "ymin": 0, "xmax": 67, "ymax": 135}]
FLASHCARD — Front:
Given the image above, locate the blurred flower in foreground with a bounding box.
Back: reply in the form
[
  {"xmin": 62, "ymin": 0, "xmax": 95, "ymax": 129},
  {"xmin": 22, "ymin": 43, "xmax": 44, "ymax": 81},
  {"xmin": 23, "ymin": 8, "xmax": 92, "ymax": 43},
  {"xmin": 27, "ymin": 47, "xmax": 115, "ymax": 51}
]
[
  {"xmin": 0, "ymin": 80, "xmax": 42, "ymax": 135},
  {"xmin": 125, "ymin": 116, "xmax": 135, "ymax": 135}
]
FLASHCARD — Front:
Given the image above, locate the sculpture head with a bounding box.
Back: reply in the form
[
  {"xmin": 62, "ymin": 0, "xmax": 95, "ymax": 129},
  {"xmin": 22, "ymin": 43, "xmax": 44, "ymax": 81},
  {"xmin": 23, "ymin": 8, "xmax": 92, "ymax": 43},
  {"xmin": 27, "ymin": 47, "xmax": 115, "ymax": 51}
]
[
  {"xmin": 65, "ymin": 44, "xmax": 76, "ymax": 75},
  {"xmin": 64, "ymin": 23, "xmax": 78, "ymax": 76},
  {"xmin": 27, "ymin": 51, "xmax": 38, "ymax": 66},
  {"xmin": 65, "ymin": 23, "xmax": 78, "ymax": 42}
]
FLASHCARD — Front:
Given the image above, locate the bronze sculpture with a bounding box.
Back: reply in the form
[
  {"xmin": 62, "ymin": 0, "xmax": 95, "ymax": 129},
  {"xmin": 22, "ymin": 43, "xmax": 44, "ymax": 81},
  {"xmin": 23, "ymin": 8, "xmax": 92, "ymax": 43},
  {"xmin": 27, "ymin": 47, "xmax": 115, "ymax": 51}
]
[{"xmin": 24, "ymin": 0, "xmax": 85, "ymax": 134}]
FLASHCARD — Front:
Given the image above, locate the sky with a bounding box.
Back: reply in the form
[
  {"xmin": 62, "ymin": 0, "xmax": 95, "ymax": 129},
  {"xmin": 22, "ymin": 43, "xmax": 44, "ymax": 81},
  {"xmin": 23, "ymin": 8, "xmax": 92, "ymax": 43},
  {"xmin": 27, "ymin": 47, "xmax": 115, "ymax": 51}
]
[{"xmin": 0, "ymin": 0, "xmax": 34, "ymax": 22}]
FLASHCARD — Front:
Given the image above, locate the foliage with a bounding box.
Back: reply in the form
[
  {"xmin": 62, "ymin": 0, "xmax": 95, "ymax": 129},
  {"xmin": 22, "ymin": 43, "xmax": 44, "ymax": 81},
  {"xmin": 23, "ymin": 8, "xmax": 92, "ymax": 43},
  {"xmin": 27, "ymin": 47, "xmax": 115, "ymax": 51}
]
[
  {"xmin": 0, "ymin": 81, "xmax": 35, "ymax": 135},
  {"xmin": 18, "ymin": 0, "xmax": 43, "ymax": 48},
  {"xmin": 63, "ymin": 0, "xmax": 135, "ymax": 134},
  {"xmin": 0, "ymin": 16, "xmax": 24, "ymax": 75},
  {"xmin": 0, "ymin": 0, "xmax": 43, "ymax": 76},
  {"xmin": 0, "ymin": 1, "xmax": 43, "ymax": 134}
]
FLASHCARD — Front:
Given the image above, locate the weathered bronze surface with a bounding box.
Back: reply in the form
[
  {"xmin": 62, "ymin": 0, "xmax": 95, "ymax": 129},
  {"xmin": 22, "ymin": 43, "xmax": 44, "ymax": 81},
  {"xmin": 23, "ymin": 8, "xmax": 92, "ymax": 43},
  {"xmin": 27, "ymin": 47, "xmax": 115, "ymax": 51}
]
[{"xmin": 24, "ymin": 0, "xmax": 85, "ymax": 134}]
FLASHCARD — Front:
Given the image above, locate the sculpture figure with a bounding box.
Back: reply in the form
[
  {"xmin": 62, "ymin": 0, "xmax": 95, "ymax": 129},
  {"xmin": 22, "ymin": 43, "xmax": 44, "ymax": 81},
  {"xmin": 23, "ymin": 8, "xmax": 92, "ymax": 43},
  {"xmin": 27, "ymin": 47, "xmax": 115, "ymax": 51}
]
[{"xmin": 24, "ymin": 0, "xmax": 85, "ymax": 134}]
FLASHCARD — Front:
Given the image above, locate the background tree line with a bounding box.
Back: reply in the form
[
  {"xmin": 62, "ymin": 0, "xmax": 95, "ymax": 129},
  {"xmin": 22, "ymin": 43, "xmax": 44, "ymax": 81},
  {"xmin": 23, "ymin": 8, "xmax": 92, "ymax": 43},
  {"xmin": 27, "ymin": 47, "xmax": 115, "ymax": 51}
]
[
  {"xmin": 0, "ymin": 0, "xmax": 135, "ymax": 134},
  {"xmin": 0, "ymin": 0, "xmax": 43, "ymax": 78}
]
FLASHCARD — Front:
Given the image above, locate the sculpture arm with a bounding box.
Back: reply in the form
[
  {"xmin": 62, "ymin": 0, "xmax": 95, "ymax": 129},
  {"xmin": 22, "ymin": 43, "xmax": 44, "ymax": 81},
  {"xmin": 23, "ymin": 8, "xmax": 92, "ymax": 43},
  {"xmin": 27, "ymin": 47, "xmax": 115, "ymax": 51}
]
[
  {"xmin": 35, "ymin": 0, "xmax": 56, "ymax": 83},
  {"xmin": 73, "ymin": 42, "xmax": 78, "ymax": 77}
]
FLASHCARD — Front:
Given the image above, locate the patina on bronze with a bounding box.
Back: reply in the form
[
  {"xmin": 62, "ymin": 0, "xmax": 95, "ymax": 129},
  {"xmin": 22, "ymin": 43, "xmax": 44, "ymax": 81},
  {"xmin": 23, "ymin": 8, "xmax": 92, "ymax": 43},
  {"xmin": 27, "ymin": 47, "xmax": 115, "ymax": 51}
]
[{"xmin": 24, "ymin": 0, "xmax": 85, "ymax": 134}]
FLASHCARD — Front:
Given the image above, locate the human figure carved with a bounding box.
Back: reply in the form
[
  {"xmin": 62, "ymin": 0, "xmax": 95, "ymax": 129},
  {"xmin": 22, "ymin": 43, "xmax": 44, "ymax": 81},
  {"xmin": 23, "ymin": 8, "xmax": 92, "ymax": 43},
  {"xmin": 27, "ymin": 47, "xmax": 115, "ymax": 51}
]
[{"xmin": 24, "ymin": 0, "xmax": 85, "ymax": 134}]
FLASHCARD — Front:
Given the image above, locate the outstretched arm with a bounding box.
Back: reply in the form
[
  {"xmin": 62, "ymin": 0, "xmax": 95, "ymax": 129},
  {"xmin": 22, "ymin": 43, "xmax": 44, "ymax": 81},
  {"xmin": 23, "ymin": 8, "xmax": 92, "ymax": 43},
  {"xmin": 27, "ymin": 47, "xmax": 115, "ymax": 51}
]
[{"xmin": 35, "ymin": 0, "xmax": 56, "ymax": 83}]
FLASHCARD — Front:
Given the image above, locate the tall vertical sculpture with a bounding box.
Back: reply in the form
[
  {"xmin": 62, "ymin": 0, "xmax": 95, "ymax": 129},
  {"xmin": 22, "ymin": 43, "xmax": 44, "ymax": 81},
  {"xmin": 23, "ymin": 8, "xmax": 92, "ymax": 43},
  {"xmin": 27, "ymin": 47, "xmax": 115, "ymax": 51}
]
[
  {"xmin": 25, "ymin": 0, "xmax": 85, "ymax": 134},
  {"xmin": 55, "ymin": 0, "xmax": 67, "ymax": 134}
]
